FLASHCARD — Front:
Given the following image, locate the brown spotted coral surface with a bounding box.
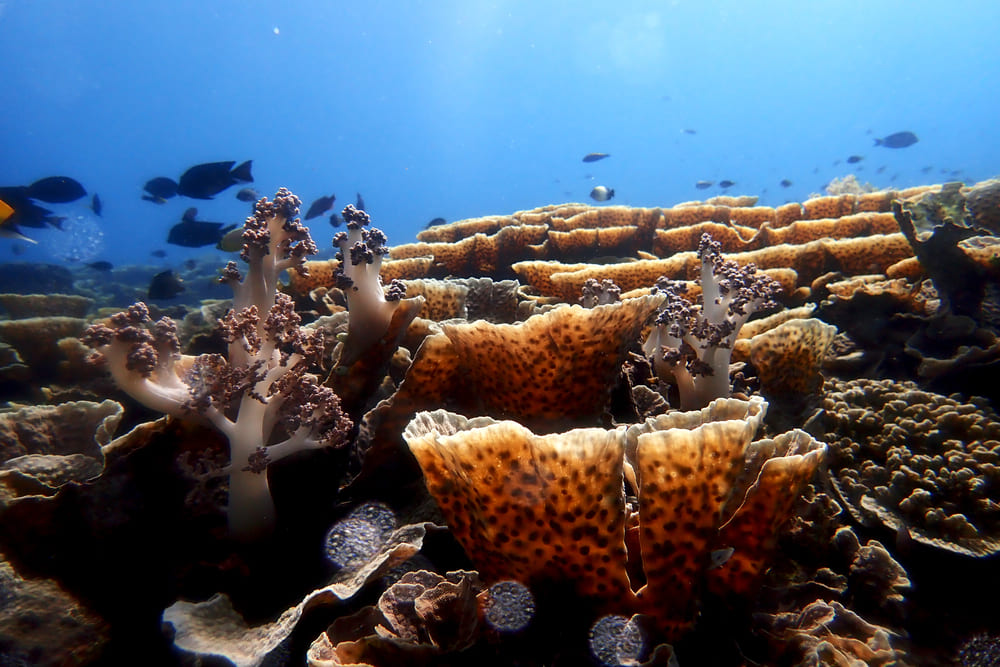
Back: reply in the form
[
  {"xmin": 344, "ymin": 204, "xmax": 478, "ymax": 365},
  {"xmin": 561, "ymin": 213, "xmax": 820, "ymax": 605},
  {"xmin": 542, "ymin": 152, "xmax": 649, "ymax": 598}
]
[{"xmin": 403, "ymin": 410, "xmax": 634, "ymax": 608}]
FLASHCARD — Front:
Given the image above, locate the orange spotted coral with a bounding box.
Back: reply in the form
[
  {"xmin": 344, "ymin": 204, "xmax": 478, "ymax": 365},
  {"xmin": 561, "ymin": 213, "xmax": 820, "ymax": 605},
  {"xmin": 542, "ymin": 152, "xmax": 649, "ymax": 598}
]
[{"xmin": 403, "ymin": 397, "xmax": 826, "ymax": 639}]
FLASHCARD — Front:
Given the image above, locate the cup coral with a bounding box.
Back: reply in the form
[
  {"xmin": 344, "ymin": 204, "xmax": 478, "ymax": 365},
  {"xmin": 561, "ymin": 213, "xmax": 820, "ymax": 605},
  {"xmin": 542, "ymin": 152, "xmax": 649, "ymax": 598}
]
[{"xmin": 82, "ymin": 188, "xmax": 352, "ymax": 540}]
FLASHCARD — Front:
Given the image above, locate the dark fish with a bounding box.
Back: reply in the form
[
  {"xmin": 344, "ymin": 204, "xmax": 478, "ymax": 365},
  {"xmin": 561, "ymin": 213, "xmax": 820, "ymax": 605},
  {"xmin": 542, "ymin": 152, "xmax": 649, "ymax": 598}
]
[
  {"xmin": 874, "ymin": 131, "xmax": 918, "ymax": 148},
  {"xmin": 355, "ymin": 192, "xmax": 365, "ymax": 211},
  {"xmin": 0, "ymin": 197, "xmax": 37, "ymax": 244},
  {"xmin": 582, "ymin": 152, "xmax": 610, "ymax": 163},
  {"xmin": 683, "ymin": 128, "xmax": 697, "ymax": 135},
  {"xmin": 26, "ymin": 176, "xmax": 87, "ymax": 203},
  {"xmin": 85, "ymin": 261, "xmax": 113, "ymax": 272},
  {"xmin": 695, "ymin": 180, "xmax": 713, "ymax": 190},
  {"xmin": 329, "ymin": 212, "xmax": 342, "ymax": 227},
  {"xmin": 719, "ymin": 180, "xmax": 735, "ymax": 188},
  {"xmin": 176, "ymin": 160, "xmax": 253, "ymax": 199},
  {"xmin": 151, "ymin": 249, "xmax": 168, "ymax": 258},
  {"xmin": 235, "ymin": 187, "xmax": 260, "ymax": 202},
  {"xmin": 425, "ymin": 217, "xmax": 446, "ymax": 229},
  {"xmin": 147, "ymin": 270, "xmax": 185, "ymax": 300},
  {"xmin": 305, "ymin": 195, "xmax": 336, "ymax": 220},
  {"xmin": 143, "ymin": 176, "xmax": 178, "ymax": 200},
  {"xmin": 876, "ymin": 166, "xmax": 887, "ymax": 174},
  {"xmin": 168, "ymin": 208, "xmax": 237, "ymax": 247},
  {"xmin": 589, "ymin": 186, "xmax": 614, "ymax": 202},
  {"xmin": 921, "ymin": 166, "xmax": 934, "ymax": 174},
  {"xmin": 169, "ymin": 220, "xmax": 237, "ymax": 248},
  {"xmin": 780, "ymin": 179, "xmax": 793, "ymax": 188},
  {"xmin": 0, "ymin": 186, "xmax": 58, "ymax": 229},
  {"xmin": 90, "ymin": 193, "xmax": 103, "ymax": 216},
  {"xmin": 846, "ymin": 155, "xmax": 864, "ymax": 164}
]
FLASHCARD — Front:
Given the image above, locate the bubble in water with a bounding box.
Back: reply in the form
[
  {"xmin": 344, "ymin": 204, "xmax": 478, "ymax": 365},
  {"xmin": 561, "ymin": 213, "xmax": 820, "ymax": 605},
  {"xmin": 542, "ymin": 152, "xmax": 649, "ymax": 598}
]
[
  {"xmin": 482, "ymin": 580, "xmax": 535, "ymax": 632},
  {"xmin": 44, "ymin": 209, "xmax": 104, "ymax": 263},
  {"xmin": 589, "ymin": 614, "xmax": 646, "ymax": 667},
  {"xmin": 323, "ymin": 502, "xmax": 396, "ymax": 570}
]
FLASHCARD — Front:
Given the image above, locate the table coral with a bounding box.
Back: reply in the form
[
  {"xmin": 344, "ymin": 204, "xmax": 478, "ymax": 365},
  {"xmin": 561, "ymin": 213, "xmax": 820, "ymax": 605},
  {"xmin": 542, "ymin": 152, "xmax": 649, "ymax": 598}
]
[{"xmin": 403, "ymin": 396, "xmax": 826, "ymax": 640}]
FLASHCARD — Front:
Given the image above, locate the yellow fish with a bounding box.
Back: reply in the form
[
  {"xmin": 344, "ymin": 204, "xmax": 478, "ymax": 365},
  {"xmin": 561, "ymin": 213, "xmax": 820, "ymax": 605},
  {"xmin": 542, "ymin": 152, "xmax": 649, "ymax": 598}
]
[{"xmin": 0, "ymin": 198, "xmax": 38, "ymax": 244}]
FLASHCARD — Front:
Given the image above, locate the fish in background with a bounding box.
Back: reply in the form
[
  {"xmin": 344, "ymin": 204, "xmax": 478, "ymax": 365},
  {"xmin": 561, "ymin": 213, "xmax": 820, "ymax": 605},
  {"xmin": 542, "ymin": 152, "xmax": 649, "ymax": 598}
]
[
  {"xmin": 177, "ymin": 160, "xmax": 253, "ymax": 199},
  {"xmin": 355, "ymin": 192, "xmax": 366, "ymax": 211},
  {"xmin": 147, "ymin": 270, "xmax": 185, "ymax": 300},
  {"xmin": 151, "ymin": 249, "xmax": 168, "ymax": 258},
  {"xmin": 425, "ymin": 217, "xmax": 446, "ymax": 229},
  {"xmin": 26, "ymin": 176, "xmax": 87, "ymax": 203},
  {"xmin": 142, "ymin": 177, "xmax": 179, "ymax": 203},
  {"xmin": 780, "ymin": 179, "xmax": 793, "ymax": 188},
  {"xmin": 235, "ymin": 187, "xmax": 260, "ymax": 202},
  {"xmin": 216, "ymin": 226, "xmax": 246, "ymax": 252},
  {"xmin": 142, "ymin": 160, "xmax": 254, "ymax": 201},
  {"xmin": 90, "ymin": 193, "xmax": 103, "ymax": 216},
  {"xmin": 582, "ymin": 152, "xmax": 610, "ymax": 163},
  {"xmin": 167, "ymin": 207, "xmax": 237, "ymax": 247},
  {"xmin": 85, "ymin": 261, "xmax": 114, "ymax": 272},
  {"xmin": 0, "ymin": 198, "xmax": 38, "ymax": 244},
  {"xmin": 305, "ymin": 194, "xmax": 336, "ymax": 220},
  {"xmin": 874, "ymin": 131, "xmax": 918, "ymax": 148},
  {"xmin": 846, "ymin": 155, "xmax": 864, "ymax": 164},
  {"xmin": 590, "ymin": 186, "xmax": 614, "ymax": 202},
  {"xmin": 719, "ymin": 180, "xmax": 735, "ymax": 188},
  {"xmin": 329, "ymin": 211, "xmax": 342, "ymax": 227},
  {"xmin": 695, "ymin": 180, "xmax": 713, "ymax": 190}
]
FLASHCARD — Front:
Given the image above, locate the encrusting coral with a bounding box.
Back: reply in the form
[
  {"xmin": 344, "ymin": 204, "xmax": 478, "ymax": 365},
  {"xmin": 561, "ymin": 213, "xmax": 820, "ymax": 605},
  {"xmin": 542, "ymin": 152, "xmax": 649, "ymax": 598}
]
[{"xmin": 82, "ymin": 189, "xmax": 352, "ymax": 540}]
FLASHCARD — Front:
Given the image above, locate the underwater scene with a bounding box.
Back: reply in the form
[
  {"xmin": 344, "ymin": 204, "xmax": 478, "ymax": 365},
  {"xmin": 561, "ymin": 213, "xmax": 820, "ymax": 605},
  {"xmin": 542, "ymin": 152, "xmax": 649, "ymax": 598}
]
[{"xmin": 1, "ymin": 1, "xmax": 1000, "ymax": 665}]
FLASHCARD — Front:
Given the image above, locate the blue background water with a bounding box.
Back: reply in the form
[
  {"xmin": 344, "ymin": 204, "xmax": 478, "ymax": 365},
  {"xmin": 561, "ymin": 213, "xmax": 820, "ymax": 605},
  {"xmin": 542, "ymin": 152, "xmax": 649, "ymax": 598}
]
[{"xmin": 1, "ymin": 0, "xmax": 997, "ymax": 269}]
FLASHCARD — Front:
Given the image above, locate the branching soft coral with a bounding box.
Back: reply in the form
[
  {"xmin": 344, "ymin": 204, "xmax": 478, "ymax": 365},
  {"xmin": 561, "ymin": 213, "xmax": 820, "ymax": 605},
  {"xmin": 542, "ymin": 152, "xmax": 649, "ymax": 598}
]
[
  {"xmin": 332, "ymin": 204, "xmax": 408, "ymax": 368},
  {"xmin": 643, "ymin": 233, "xmax": 781, "ymax": 410},
  {"xmin": 82, "ymin": 189, "xmax": 352, "ymax": 540}
]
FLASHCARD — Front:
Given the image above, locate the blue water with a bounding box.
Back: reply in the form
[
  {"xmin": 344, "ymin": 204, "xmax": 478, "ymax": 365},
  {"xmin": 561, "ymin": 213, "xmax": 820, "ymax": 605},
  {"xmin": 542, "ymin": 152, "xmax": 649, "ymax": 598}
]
[{"xmin": 1, "ymin": 0, "xmax": 998, "ymax": 269}]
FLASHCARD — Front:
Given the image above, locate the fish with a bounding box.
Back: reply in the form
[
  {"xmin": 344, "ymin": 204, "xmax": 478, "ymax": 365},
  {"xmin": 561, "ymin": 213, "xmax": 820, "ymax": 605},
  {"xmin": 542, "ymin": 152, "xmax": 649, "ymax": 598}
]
[
  {"xmin": 85, "ymin": 261, "xmax": 113, "ymax": 272},
  {"xmin": 215, "ymin": 226, "xmax": 245, "ymax": 252},
  {"xmin": 876, "ymin": 166, "xmax": 887, "ymax": 174},
  {"xmin": 355, "ymin": 192, "xmax": 366, "ymax": 211},
  {"xmin": 147, "ymin": 270, "xmax": 185, "ymax": 300},
  {"xmin": 683, "ymin": 128, "xmax": 697, "ymax": 135},
  {"xmin": 780, "ymin": 179, "xmax": 793, "ymax": 188},
  {"xmin": 329, "ymin": 212, "xmax": 342, "ymax": 227},
  {"xmin": 425, "ymin": 217, "xmax": 446, "ymax": 229},
  {"xmin": 719, "ymin": 180, "xmax": 735, "ymax": 188},
  {"xmin": 0, "ymin": 198, "xmax": 38, "ymax": 244},
  {"xmin": 589, "ymin": 186, "xmax": 614, "ymax": 202},
  {"xmin": 695, "ymin": 180, "xmax": 713, "ymax": 190},
  {"xmin": 707, "ymin": 547, "xmax": 735, "ymax": 570},
  {"xmin": 846, "ymin": 155, "xmax": 864, "ymax": 164},
  {"xmin": 0, "ymin": 186, "xmax": 57, "ymax": 228},
  {"xmin": 874, "ymin": 131, "xmax": 918, "ymax": 149},
  {"xmin": 143, "ymin": 176, "xmax": 178, "ymax": 202},
  {"xmin": 26, "ymin": 176, "xmax": 87, "ymax": 203},
  {"xmin": 305, "ymin": 195, "xmax": 336, "ymax": 220},
  {"xmin": 235, "ymin": 187, "xmax": 260, "ymax": 202},
  {"xmin": 176, "ymin": 160, "xmax": 253, "ymax": 199},
  {"xmin": 582, "ymin": 152, "xmax": 610, "ymax": 163},
  {"xmin": 150, "ymin": 249, "xmax": 168, "ymax": 258},
  {"xmin": 90, "ymin": 193, "xmax": 103, "ymax": 216},
  {"xmin": 167, "ymin": 208, "xmax": 238, "ymax": 247}
]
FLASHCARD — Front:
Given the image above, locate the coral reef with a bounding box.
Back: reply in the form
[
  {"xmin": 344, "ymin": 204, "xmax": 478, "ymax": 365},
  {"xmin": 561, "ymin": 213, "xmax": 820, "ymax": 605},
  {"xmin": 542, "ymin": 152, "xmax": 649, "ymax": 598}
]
[{"xmin": 2, "ymin": 180, "xmax": 999, "ymax": 665}]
